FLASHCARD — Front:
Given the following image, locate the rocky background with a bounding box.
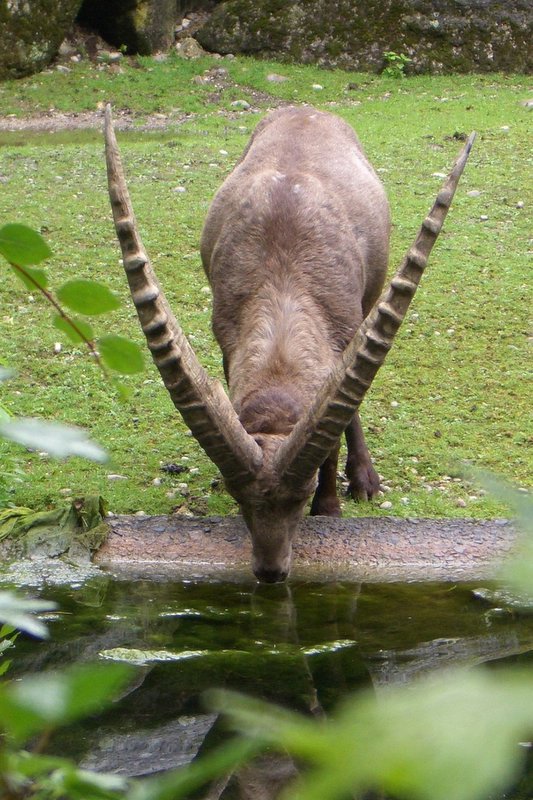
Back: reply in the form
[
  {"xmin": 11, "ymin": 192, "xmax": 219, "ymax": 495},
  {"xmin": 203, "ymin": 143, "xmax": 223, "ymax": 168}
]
[{"xmin": 1, "ymin": 0, "xmax": 531, "ymax": 80}]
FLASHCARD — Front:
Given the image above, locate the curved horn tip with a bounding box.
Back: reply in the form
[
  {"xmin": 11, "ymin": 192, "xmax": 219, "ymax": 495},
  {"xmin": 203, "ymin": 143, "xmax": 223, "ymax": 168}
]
[{"xmin": 453, "ymin": 131, "xmax": 476, "ymax": 174}]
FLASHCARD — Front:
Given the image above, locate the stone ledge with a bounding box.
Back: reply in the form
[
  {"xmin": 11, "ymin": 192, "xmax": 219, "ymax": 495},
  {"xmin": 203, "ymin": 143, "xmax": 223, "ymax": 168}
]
[{"xmin": 96, "ymin": 515, "xmax": 518, "ymax": 582}]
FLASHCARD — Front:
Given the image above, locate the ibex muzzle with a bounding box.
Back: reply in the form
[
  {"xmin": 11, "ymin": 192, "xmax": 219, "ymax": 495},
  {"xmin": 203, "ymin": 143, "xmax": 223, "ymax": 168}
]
[{"xmin": 105, "ymin": 105, "xmax": 474, "ymax": 583}]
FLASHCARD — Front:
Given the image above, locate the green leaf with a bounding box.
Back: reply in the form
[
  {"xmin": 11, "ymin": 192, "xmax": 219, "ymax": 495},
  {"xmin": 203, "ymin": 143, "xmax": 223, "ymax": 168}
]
[
  {"xmin": 113, "ymin": 381, "xmax": 133, "ymax": 402},
  {"xmin": 210, "ymin": 672, "xmax": 533, "ymax": 800},
  {"xmin": 0, "ymin": 663, "xmax": 133, "ymax": 744},
  {"xmin": 0, "ymin": 659, "xmax": 12, "ymax": 677},
  {"xmin": 0, "ymin": 418, "xmax": 108, "ymax": 463},
  {"xmin": 9, "ymin": 263, "xmax": 49, "ymax": 290},
  {"xmin": 0, "ymin": 591, "xmax": 57, "ymax": 639},
  {"xmin": 0, "ymin": 224, "xmax": 52, "ymax": 266},
  {"xmin": 57, "ymin": 280, "xmax": 121, "ymax": 315},
  {"xmin": 53, "ymin": 314, "xmax": 95, "ymax": 344},
  {"xmin": 99, "ymin": 335, "xmax": 144, "ymax": 374}
]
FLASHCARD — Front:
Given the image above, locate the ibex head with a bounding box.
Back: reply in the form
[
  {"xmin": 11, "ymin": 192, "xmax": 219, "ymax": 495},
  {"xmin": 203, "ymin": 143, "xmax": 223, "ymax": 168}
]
[{"xmin": 105, "ymin": 105, "xmax": 474, "ymax": 583}]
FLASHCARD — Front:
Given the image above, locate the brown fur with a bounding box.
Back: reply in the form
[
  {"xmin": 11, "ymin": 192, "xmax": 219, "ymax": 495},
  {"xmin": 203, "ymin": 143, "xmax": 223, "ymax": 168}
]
[{"xmin": 200, "ymin": 107, "xmax": 390, "ymax": 580}]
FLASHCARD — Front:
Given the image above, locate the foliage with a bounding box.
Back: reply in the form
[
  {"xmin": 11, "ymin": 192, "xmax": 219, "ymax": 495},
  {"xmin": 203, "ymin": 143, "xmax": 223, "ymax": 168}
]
[
  {"xmin": 0, "ymin": 224, "xmax": 144, "ymax": 384},
  {"xmin": 0, "ymin": 482, "xmax": 531, "ymax": 798},
  {"xmin": 0, "ymin": 223, "xmax": 148, "ymax": 486},
  {"xmin": 382, "ymin": 50, "xmax": 412, "ymax": 78}
]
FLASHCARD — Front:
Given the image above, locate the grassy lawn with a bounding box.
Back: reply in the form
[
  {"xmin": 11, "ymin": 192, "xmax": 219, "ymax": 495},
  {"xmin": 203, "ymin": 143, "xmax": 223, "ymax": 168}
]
[{"xmin": 0, "ymin": 55, "xmax": 530, "ymax": 518}]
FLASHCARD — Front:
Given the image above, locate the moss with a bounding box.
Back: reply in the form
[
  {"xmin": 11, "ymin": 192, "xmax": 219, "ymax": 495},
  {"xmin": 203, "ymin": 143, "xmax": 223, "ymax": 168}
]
[
  {"xmin": 196, "ymin": 0, "xmax": 533, "ymax": 73},
  {"xmin": 0, "ymin": 0, "xmax": 84, "ymax": 79}
]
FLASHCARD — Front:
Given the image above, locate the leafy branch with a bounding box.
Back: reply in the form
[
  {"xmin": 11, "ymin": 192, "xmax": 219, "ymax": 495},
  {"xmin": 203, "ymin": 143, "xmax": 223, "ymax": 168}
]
[{"xmin": 0, "ymin": 224, "xmax": 144, "ymax": 382}]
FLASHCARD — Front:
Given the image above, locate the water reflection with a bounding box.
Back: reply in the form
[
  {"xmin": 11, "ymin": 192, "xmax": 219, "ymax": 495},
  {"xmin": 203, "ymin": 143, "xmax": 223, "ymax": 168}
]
[{"xmin": 4, "ymin": 576, "xmax": 533, "ymax": 797}]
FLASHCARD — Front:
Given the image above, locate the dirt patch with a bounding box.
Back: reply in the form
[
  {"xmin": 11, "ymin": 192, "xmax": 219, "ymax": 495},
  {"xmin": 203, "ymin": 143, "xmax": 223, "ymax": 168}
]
[{"xmin": 0, "ymin": 109, "xmax": 191, "ymax": 133}]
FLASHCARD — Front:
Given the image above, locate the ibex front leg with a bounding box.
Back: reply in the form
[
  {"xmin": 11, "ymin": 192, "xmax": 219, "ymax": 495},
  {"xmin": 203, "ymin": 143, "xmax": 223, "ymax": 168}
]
[
  {"xmin": 310, "ymin": 443, "xmax": 342, "ymax": 517},
  {"xmin": 345, "ymin": 413, "xmax": 381, "ymax": 501}
]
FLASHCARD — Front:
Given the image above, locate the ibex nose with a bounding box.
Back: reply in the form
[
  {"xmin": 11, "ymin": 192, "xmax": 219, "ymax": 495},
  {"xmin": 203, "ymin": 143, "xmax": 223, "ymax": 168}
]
[{"xmin": 254, "ymin": 566, "xmax": 289, "ymax": 584}]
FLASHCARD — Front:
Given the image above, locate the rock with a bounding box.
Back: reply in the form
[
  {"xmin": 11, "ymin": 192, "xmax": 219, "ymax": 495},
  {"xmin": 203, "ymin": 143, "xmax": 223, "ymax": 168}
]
[
  {"xmin": 266, "ymin": 72, "xmax": 288, "ymax": 82},
  {"xmin": 77, "ymin": 0, "xmax": 177, "ymax": 56},
  {"xmin": 175, "ymin": 37, "xmax": 206, "ymax": 59},
  {"xmin": 380, "ymin": 501, "xmax": 393, "ymax": 510},
  {"xmin": 231, "ymin": 99, "xmax": 251, "ymax": 110},
  {"xmin": 195, "ymin": 0, "xmax": 533, "ymax": 74},
  {"xmin": 0, "ymin": 0, "xmax": 84, "ymax": 79}
]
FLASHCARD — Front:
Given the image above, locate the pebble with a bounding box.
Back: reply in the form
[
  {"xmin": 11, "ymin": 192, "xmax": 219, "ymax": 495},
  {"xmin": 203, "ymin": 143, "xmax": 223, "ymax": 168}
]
[
  {"xmin": 432, "ymin": 172, "xmax": 447, "ymax": 179},
  {"xmin": 467, "ymin": 190, "xmax": 481, "ymax": 197},
  {"xmin": 479, "ymin": 215, "xmax": 489, "ymax": 221},
  {"xmin": 516, "ymin": 201, "xmax": 524, "ymax": 208},
  {"xmin": 380, "ymin": 501, "xmax": 393, "ymax": 510},
  {"xmin": 312, "ymin": 84, "xmax": 323, "ymax": 90},
  {"xmin": 456, "ymin": 498, "xmax": 467, "ymax": 508},
  {"xmin": 107, "ymin": 474, "xmax": 128, "ymax": 481},
  {"xmin": 152, "ymin": 477, "xmax": 162, "ymax": 486},
  {"xmin": 53, "ymin": 342, "xmax": 62, "ymax": 353},
  {"xmin": 173, "ymin": 186, "xmax": 186, "ymax": 193},
  {"xmin": 134, "ymin": 510, "xmax": 147, "ymax": 517},
  {"xmin": 231, "ymin": 100, "xmax": 250, "ymax": 110},
  {"xmin": 56, "ymin": 65, "xmax": 71, "ymax": 74},
  {"xmin": 267, "ymin": 73, "xmax": 288, "ymax": 83}
]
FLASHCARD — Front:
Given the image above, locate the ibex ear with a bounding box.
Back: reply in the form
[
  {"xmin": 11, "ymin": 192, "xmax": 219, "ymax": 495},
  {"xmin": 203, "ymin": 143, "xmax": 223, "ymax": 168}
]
[
  {"xmin": 275, "ymin": 133, "xmax": 476, "ymax": 489},
  {"xmin": 104, "ymin": 104, "xmax": 263, "ymax": 486}
]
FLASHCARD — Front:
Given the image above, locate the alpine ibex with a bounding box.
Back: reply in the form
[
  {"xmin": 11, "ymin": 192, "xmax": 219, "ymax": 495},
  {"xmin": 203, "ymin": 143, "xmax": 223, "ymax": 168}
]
[{"xmin": 105, "ymin": 105, "xmax": 474, "ymax": 583}]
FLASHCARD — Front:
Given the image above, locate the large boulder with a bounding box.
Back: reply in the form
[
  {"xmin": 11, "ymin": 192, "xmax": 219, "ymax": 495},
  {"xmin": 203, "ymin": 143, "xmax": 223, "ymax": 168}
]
[
  {"xmin": 195, "ymin": 0, "xmax": 533, "ymax": 73},
  {"xmin": 77, "ymin": 0, "xmax": 179, "ymax": 55},
  {"xmin": 0, "ymin": 0, "xmax": 84, "ymax": 79}
]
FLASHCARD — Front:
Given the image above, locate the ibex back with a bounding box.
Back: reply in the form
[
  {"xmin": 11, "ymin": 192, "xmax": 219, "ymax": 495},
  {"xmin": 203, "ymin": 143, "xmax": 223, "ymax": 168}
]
[{"xmin": 105, "ymin": 105, "xmax": 474, "ymax": 583}]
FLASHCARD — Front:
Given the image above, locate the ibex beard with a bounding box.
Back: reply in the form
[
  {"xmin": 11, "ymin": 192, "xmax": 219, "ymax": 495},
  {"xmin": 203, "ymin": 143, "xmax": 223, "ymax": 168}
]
[{"xmin": 105, "ymin": 105, "xmax": 474, "ymax": 583}]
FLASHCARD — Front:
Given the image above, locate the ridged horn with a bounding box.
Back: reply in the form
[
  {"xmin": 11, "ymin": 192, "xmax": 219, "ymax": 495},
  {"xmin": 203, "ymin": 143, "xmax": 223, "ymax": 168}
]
[
  {"xmin": 104, "ymin": 104, "xmax": 262, "ymax": 487},
  {"xmin": 275, "ymin": 132, "xmax": 476, "ymax": 489}
]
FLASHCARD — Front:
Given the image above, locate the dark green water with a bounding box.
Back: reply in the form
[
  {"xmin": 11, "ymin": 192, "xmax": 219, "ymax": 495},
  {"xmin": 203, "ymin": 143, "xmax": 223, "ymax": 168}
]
[{"xmin": 3, "ymin": 575, "xmax": 533, "ymax": 797}]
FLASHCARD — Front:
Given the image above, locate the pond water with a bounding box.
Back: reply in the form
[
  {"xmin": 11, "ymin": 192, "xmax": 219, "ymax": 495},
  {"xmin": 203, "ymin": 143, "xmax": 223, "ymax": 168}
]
[{"xmin": 3, "ymin": 572, "xmax": 533, "ymax": 798}]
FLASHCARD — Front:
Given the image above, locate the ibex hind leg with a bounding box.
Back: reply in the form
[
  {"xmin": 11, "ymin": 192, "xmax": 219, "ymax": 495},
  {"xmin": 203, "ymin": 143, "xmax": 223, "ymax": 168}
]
[
  {"xmin": 310, "ymin": 444, "xmax": 342, "ymax": 517},
  {"xmin": 345, "ymin": 413, "xmax": 381, "ymax": 501}
]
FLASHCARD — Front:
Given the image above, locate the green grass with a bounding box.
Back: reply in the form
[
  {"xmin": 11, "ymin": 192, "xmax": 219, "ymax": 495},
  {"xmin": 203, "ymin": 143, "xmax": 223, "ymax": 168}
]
[{"xmin": 0, "ymin": 55, "xmax": 531, "ymax": 518}]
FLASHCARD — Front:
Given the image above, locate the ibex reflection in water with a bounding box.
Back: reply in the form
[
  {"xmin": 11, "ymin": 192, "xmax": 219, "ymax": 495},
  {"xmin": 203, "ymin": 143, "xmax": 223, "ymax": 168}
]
[{"xmin": 105, "ymin": 105, "xmax": 474, "ymax": 583}]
